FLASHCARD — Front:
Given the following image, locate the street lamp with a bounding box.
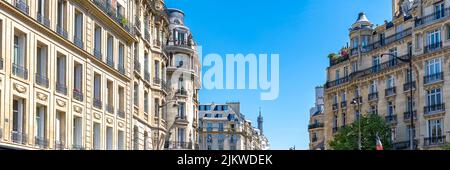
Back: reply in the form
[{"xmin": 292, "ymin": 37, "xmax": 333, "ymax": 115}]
[
  {"xmin": 156, "ymin": 100, "xmax": 179, "ymax": 150},
  {"xmin": 351, "ymin": 97, "xmax": 362, "ymax": 150},
  {"xmin": 381, "ymin": 53, "xmax": 414, "ymax": 150}
]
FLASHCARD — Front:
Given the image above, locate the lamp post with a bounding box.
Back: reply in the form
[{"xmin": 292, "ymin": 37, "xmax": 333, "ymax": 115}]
[
  {"xmin": 351, "ymin": 97, "xmax": 362, "ymax": 150},
  {"xmin": 157, "ymin": 100, "xmax": 179, "ymax": 150},
  {"xmin": 381, "ymin": 53, "xmax": 414, "ymax": 150}
]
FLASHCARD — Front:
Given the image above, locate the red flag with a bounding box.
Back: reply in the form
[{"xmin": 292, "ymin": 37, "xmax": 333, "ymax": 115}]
[{"xmin": 376, "ymin": 133, "xmax": 384, "ymax": 150}]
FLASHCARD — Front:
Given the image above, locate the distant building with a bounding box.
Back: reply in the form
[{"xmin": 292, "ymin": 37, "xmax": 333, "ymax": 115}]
[
  {"xmin": 308, "ymin": 86, "xmax": 325, "ymax": 150},
  {"xmin": 198, "ymin": 102, "xmax": 269, "ymax": 150}
]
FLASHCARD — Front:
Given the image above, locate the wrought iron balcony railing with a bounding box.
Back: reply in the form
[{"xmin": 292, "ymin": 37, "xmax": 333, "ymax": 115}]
[
  {"xmin": 56, "ymin": 83, "xmax": 67, "ymax": 95},
  {"xmin": 117, "ymin": 64, "xmax": 125, "ymax": 75},
  {"xmin": 415, "ymin": 7, "xmax": 450, "ymax": 27},
  {"xmin": 74, "ymin": 36, "xmax": 83, "ymax": 49},
  {"xmin": 35, "ymin": 136, "xmax": 49, "ymax": 148},
  {"xmin": 93, "ymin": 48, "xmax": 103, "ymax": 60},
  {"xmin": 308, "ymin": 123, "xmax": 324, "ymax": 130},
  {"xmin": 93, "ymin": 98, "xmax": 102, "ymax": 109},
  {"xmin": 11, "ymin": 131, "xmax": 27, "ymax": 144},
  {"xmin": 35, "ymin": 73, "xmax": 49, "ymax": 88},
  {"xmin": 57, "ymin": 25, "xmax": 68, "ymax": 39},
  {"xmin": 14, "ymin": 0, "xmax": 29, "ymax": 15},
  {"xmin": 424, "ymin": 72, "xmax": 444, "ymax": 85},
  {"xmin": 424, "ymin": 103, "xmax": 445, "ymax": 115},
  {"xmin": 368, "ymin": 92, "xmax": 378, "ymax": 101},
  {"xmin": 393, "ymin": 140, "xmax": 418, "ymax": 150},
  {"xmin": 385, "ymin": 114, "xmax": 398, "ymax": 124},
  {"xmin": 424, "ymin": 42, "xmax": 442, "ymax": 54},
  {"xmin": 403, "ymin": 81, "xmax": 416, "ymax": 91},
  {"xmin": 12, "ymin": 63, "xmax": 28, "ymax": 79},
  {"xmin": 404, "ymin": 110, "xmax": 417, "ymax": 121},
  {"xmin": 385, "ymin": 87, "xmax": 396, "ymax": 97},
  {"xmin": 424, "ymin": 136, "xmax": 447, "ymax": 147},
  {"xmin": 37, "ymin": 13, "xmax": 50, "ymax": 28},
  {"xmin": 73, "ymin": 89, "xmax": 84, "ymax": 102},
  {"xmin": 107, "ymin": 56, "xmax": 114, "ymax": 68}
]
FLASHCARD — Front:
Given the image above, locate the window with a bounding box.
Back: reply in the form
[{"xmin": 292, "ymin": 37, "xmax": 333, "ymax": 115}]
[
  {"xmin": 74, "ymin": 10, "xmax": 83, "ymax": 48},
  {"xmin": 426, "ymin": 88, "xmax": 442, "ymax": 107},
  {"xmin": 388, "ymin": 48, "xmax": 397, "ymax": 66},
  {"xmin": 35, "ymin": 105, "xmax": 47, "ymax": 148},
  {"xmin": 106, "ymin": 127, "xmax": 113, "ymax": 150},
  {"xmin": 427, "ymin": 29, "xmax": 441, "ymax": 47},
  {"xmin": 351, "ymin": 38, "xmax": 359, "ymax": 49},
  {"xmin": 154, "ymin": 60, "xmax": 160, "ymax": 79},
  {"xmin": 387, "ymin": 101, "xmax": 395, "ymax": 116},
  {"xmin": 73, "ymin": 62, "xmax": 83, "ymax": 101},
  {"xmin": 428, "ymin": 119, "xmax": 443, "ymax": 138},
  {"xmin": 342, "ymin": 113, "xmax": 346, "ymax": 126},
  {"xmin": 332, "ymin": 94, "xmax": 338, "ymax": 104},
  {"xmin": 387, "ymin": 75, "xmax": 395, "ymax": 88},
  {"xmin": 379, "ymin": 33, "xmax": 385, "ymax": 45},
  {"xmin": 144, "ymin": 53, "xmax": 149, "ymax": 72},
  {"xmin": 407, "ymin": 42, "xmax": 413, "ymax": 55},
  {"xmin": 178, "ymin": 128, "xmax": 185, "ymax": 143},
  {"xmin": 36, "ymin": 44, "xmax": 48, "ymax": 87},
  {"xmin": 407, "ymin": 125, "xmax": 416, "ymax": 140},
  {"xmin": 335, "ymin": 70, "xmax": 340, "ymax": 80},
  {"xmin": 107, "ymin": 35, "xmax": 114, "ymax": 66},
  {"xmin": 406, "ymin": 96, "xmax": 415, "ymax": 112},
  {"xmin": 340, "ymin": 92, "xmax": 346, "ymax": 103},
  {"xmin": 144, "ymin": 91, "xmax": 149, "ymax": 113},
  {"xmin": 447, "ymin": 25, "xmax": 450, "ymax": 40},
  {"xmin": 351, "ymin": 61, "xmax": 358, "ymax": 73},
  {"xmin": 178, "ymin": 102, "xmax": 185, "ymax": 118},
  {"xmin": 361, "ymin": 36, "xmax": 369, "ymax": 47},
  {"xmin": 37, "ymin": 0, "xmax": 49, "ymax": 27},
  {"xmin": 13, "ymin": 32, "xmax": 27, "ymax": 79},
  {"xmin": 133, "ymin": 126, "xmax": 139, "ymax": 150},
  {"xmin": 370, "ymin": 81, "xmax": 377, "ymax": 93},
  {"xmin": 73, "ymin": 116, "xmax": 82, "ymax": 149},
  {"xmin": 143, "ymin": 132, "xmax": 149, "ymax": 150},
  {"xmin": 55, "ymin": 111, "xmax": 66, "ymax": 149},
  {"xmin": 218, "ymin": 123, "xmax": 224, "ymax": 132},
  {"xmin": 94, "ymin": 25, "xmax": 102, "ymax": 59},
  {"xmin": 435, "ymin": 3, "xmax": 445, "ymax": 19},
  {"xmin": 57, "ymin": 0, "xmax": 67, "ymax": 37},
  {"xmin": 372, "ymin": 56, "xmax": 380, "ymax": 72},
  {"xmin": 12, "ymin": 98, "xmax": 26, "ymax": 143},
  {"xmin": 426, "ymin": 58, "xmax": 442, "ymax": 76},
  {"xmin": 369, "ymin": 105, "xmax": 378, "ymax": 115},
  {"xmin": 343, "ymin": 66, "xmax": 349, "ymax": 77},
  {"xmin": 207, "ymin": 123, "xmax": 213, "ymax": 132},
  {"xmin": 93, "ymin": 73, "xmax": 102, "ymax": 109},
  {"xmin": 118, "ymin": 86, "xmax": 125, "ymax": 117},
  {"xmin": 118, "ymin": 43, "xmax": 125, "ymax": 72},
  {"xmin": 154, "ymin": 98, "xmax": 160, "ymax": 117},
  {"xmin": 133, "ymin": 83, "xmax": 138, "ymax": 106},
  {"xmin": 56, "ymin": 54, "xmax": 66, "ymax": 94},
  {"xmin": 333, "ymin": 114, "xmax": 338, "ymax": 128},
  {"xmin": 106, "ymin": 80, "xmax": 114, "ymax": 113},
  {"xmin": 93, "ymin": 123, "xmax": 101, "ymax": 150},
  {"xmin": 118, "ymin": 130, "xmax": 124, "ymax": 150}
]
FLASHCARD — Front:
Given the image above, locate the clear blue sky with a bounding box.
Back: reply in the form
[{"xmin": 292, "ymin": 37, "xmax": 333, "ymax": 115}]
[{"xmin": 165, "ymin": 0, "xmax": 392, "ymax": 150}]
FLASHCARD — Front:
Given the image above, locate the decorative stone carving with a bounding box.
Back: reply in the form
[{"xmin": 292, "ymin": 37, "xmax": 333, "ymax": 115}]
[
  {"xmin": 14, "ymin": 83, "xmax": 26, "ymax": 93},
  {"xmin": 36, "ymin": 92, "xmax": 48, "ymax": 101},
  {"xmin": 118, "ymin": 122, "xmax": 124, "ymax": 128},
  {"xmin": 74, "ymin": 106, "xmax": 82, "ymax": 113},
  {"xmin": 94, "ymin": 113, "xmax": 101, "ymax": 119},
  {"xmin": 107, "ymin": 118, "xmax": 113, "ymax": 124},
  {"xmin": 56, "ymin": 99, "xmax": 66, "ymax": 107}
]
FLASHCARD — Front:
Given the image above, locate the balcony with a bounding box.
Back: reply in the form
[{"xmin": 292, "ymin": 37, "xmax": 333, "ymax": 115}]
[
  {"xmin": 350, "ymin": 47, "xmax": 358, "ymax": 56},
  {"xmin": 73, "ymin": 36, "xmax": 83, "ymax": 49},
  {"xmin": 424, "ymin": 72, "xmax": 444, "ymax": 85},
  {"xmin": 393, "ymin": 140, "xmax": 418, "ymax": 150},
  {"xmin": 329, "ymin": 54, "xmax": 349, "ymax": 66},
  {"xmin": 93, "ymin": 48, "xmax": 102, "ymax": 60},
  {"xmin": 385, "ymin": 87, "xmax": 396, "ymax": 97},
  {"xmin": 415, "ymin": 7, "xmax": 450, "ymax": 28},
  {"xmin": 403, "ymin": 81, "xmax": 416, "ymax": 92},
  {"xmin": 134, "ymin": 60, "xmax": 141, "ymax": 73},
  {"xmin": 117, "ymin": 109, "xmax": 125, "ymax": 119},
  {"xmin": 54, "ymin": 140, "xmax": 65, "ymax": 150},
  {"xmin": 368, "ymin": 92, "xmax": 378, "ymax": 101},
  {"xmin": 93, "ymin": 98, "xmax": 102, "ymax": 109},
  {"xmin": 37, "ymin": 13, "xmax": 50, "ymax": 28},
  {"xmin": 153, "ymin": 77, "xmax": 161, "ymax": 85},
  {"xmin": 340, "ymin": 101, "xmax": 347, "ymax": 108},
  {"xmin": 14, "ymin": 0, "xmax": 29, "ymax": 15},
  {"xmin": 92, "ymin": 0, "xmax": 132, "ymax": 33},
  {"xmin": 385, "ymin": 115, "xmax": 398, "ymax": 124},
  {"xmin": 424, "ymin": 136, "xmax": 447, "ymax": 147},
  {"xmin": 424, "ymin": 42, "xmax": 442, "ymax": 54},
  {"xmin": 73, "ymin": 89, "xmax": 84, "ymax": 102},
  {"xmin": 424, "ymin": 103, "xmax": 445, "ymax": 116},
  {"xmin": 403, "ymin": 111, "xmax": 417, "ymax": 122},
  {"xmin": 176, "ymin": 89, "xmax": 188, "ymax": 96},
  {"xmin": 325, "ymin": 77, "xmax": 349, "ymax": 88},
  {"xmin": 11, "ymin": 131, "xmax": 27, "ymax": 144},
  {"xmin": 164, "ymin": 141, "xmax": 194, "ymax": 150},
  {"xmin": 12, "ymin": 63, "xmax": 28, "ymax": 79},
  {"xmin": 361, "ymin": 28, "xmax": 412, "ymax": 54},
  {"xmin": 106, "ymin": 104, "xmax": 114, "ymax": 114},
  {"xmin": 35, "ymin": 73, "xmax": 49, "ymax": 88},
  {"xmin": 56, "ymin": 83, "xmax": 67, "ymax": 95},
  {"xmin": 308, "ymin": 123, "xmax": 324, "ymax": 130},
  {"xmin": 56, "ymin": 25, "xmax": 68, "ymax": 39},
  {"xmin": 106, "ymin": 57, "xmax": 114, "ymax": 68},
  {"xmin": 35, "ymin": 136, "xmax": 49, "ymax": 149},
  {"xmin": 332, "ymin": 103, "xmax": 339, "ymax": 111}
]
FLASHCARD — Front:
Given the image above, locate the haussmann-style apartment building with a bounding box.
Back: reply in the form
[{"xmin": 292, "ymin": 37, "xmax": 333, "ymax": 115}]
[
  {"xmin": 324, "ymin": 0, "xmax": 450, "ymax": 150},
  {"xmin": 198, "ymin": 102, "xmax": 269, "ymax": 150},
  {"xmin": 308, "ymin": 86, "xmax": 325, "ymax": 150},
  {"xmin": 0, "ymin": 0, "xmax": 201, "ymax": 150}
]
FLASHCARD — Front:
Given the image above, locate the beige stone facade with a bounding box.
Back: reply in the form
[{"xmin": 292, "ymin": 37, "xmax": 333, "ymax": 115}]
[
  {"xmin": 324, "ymin": 0, "xmax": 450, "ymax": 150},
  {"xmin": 0, "ymin": 0, "xmax": 199, "ymax": 150}
]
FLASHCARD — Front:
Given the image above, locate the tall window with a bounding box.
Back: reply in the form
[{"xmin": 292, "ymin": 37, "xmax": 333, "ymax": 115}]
[
  {"xmin": 370, "ymin": 81, "xmax": 377, "ymax": 93},
  {"xmin": 154, "ymin": 60, "xmax": 160, "ymax": 79},
  {"xmin": 133, "ymin": 83, "xmax": 139, "ymax": 106},
  {"xmin": 13, "ymin": 33, "xmax": 27, "ymax": 79},
  {"xmin": 57, "ymin": 0, "xmax": 67, "ymax": 34},
  {"xmin": 106, "ymin": 127, "xmax": 113, "ymax": 150},
  {"xmin": 351, "ymin": 61, "xmax": 358, "ymax": 73},
  {"xmin": 340, "ymin": 92, "xmax": 346, "ymax": 102},
  {"xmin": 118, "ymin": 86, "xmax": 125, "ymax": 117},
  {"xmin": 94, "ymin": 25, "xmax": 102, "ymax": 59},
  {"xmin": 427, "ymin": 29, "xmax": 441, "ymax": 46},
  {"xmin": 133, "ymin": 126, "xmax": 139, "ymax": 150},
  {"xmin": 93, "ymin": 123, "xmax": 101, "ymax": 150},
  {"xmin": 56, "ymin": 54, "xmax": 66, "ymax": 93},
  {"xmin": 387, "ymin": 101, "xmax": 395, "ymax": 116},
  {"xmin": 107, "ymin": 35, "xmax": 114, "ymax": 66},
  {"xmin": 388, "ymin": 48, "xmax": 397, "ymax": 66},
  {"xmin": 74, "ymin": 10, "xmax": 83, "ymax": 48},
  {"xmin": 93, "ymin": 73, "xmax": 102, "ymax": 108},
  {"xmin": 144, "ymin": 91, "xmax": 149, "ymax": 114},
  {"xmin": 35, "ymin": 105, "xmax": 47, "ymax": 147},
  {"xmin": 55, "ymin": 111, "xmax": 66, "ymax": 149},
  {"xmin": 178, "ymin": 128, "xmax": 185, "ymax": 143},
  {"xmin": 37, "ymin": 0, "xmax": 49, "ymax": 27},
  {"xmin": 12, "ymin": 98, "xmax": 26, "ymax": 143},
  {"xmin": 361, "ymin": 35, "xmax": 370, "ymax": 47},
  {"xmin": 118, "ymin": 43, "xmax": 124, "ymax": 70},
  {"xmin": 351, "ymin": 38, "xmax": 359, "ymax": 49},
  {"xmin": 154, "ymin": 98, "xmax": 160, "ymax": 117},
  {"xmin": 106, "ymin": 80, "xmax": 114, "ymax": 113},
  {"xmin": 343, "ymin": 66, "xmax": 349, "ymax": 77},
  {"xmin": 178, "ymin": 102, "xmax": 185, "ymax": 118},
  {"xmin": 335, "ymin": 70, "xmax": 340, "ymax": 80},
  {"xmin": 73, "ymin": 116, "xmax": 82, "ymax": 149},
  {"xmin": 387, "ymin": 75, "xmax": 395, "ymax": 88},
  {"xmin": 372, "ymin": 56, "xmax": 380, "ymax": 72},
  {"xmin": 118, "ymin": 130, "xmax": 124, "ymax": 150},
  {"xmin": 427, "ymin": 88, "xmax": 442, "ymax": 107},
  {"xmin": 426, "ymin": 58, "xmax": 442, "ymax": 76},
  {"xmin": 435, "ymin": 3, "xmax": 445, "ymax": 19},
  {"xmin": 36, "ymin": 44, "xmax": 48, "ymax": 87},
  {"xmin": 73, "ymin": 63, "xmax": 83, "ymax": 94},
  {"xmin": 342, "ymin": 113, "xmax": 346, "ymax": 126},
  {"xmin": 428, "ymin": 119, "xmax": 443, "ymax": 139}
]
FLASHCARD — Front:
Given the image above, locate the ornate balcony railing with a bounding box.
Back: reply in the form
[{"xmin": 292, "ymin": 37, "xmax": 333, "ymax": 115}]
[
  {"xmin": 117, "ymin": 109, "xmax": 125, "ymax": 118},
  {"xmin": 153, "ymin": 77, "xmax": 161, "ymax": 85},
  {"xmin": 329, "ymin": 54, "xmax": 349, "ymax": 66},
  {"xmin": 393, "ymin": 140, "xmax": 418, "ymax": 150},
  {"xmin": 404, "ymin": 111, "xmax": 417, "ymax": 121},
  {"xmin": 325, "ymin": 77, "xmax": 349, "ymax": 88},
  {"xmin": 14, "ymin": 0, "xmax": 29, "ymax": 15},
  {"xmin": 415, "ymin": 7, "xmax": 450, "ymax": 27},
  {"xmin": 385, "ymin": 87, "xmax": 396, "ymax": 97},
  {"xmin": 385, "ymin": 115, "xmax": 398, "ymax": 124},
  {"xmin": 92, "ymin": 0, "xmax": 132, "ymax": 33},
  {"xmin": 11, "ymin": 131, "xmax": 27, "ymax": 144},
  {"xmin": 424, "ymin": 136, "xmax": 447, "ymax": 147},
  {"xmin": 308, "ymin": 123, "xmax": 324, "ymax": 130},
  {"xmin": 73, "ymin": 89, "xmax": 84, "ymax": 102},
  {"xmin": 424, "ymin": 72, "xmax": 444, "ymax": 85},
  {"xmin": 57, "ymin": 25, "xmax": 68, "ymax": 39},
  {"xmin": 93, "ymin": 98, "xmax": 102, "ymax": 109},
  {"xmin": 176, "ymin": 89, "xmax": 187, "ymax": 96},
  {"xmin": 117, "ymin": 64, "xmax": 125, "ymax": 75},
  {"xmin": 424, "ymin": 103, "xmax": 445, "ymax": 115},
  {"xmin": 368, "ymin": 92, "xmax": 378, "ymax": 101},
  {"xmin": 424, "ymin": 42, "xmax": 442, "ymax": 54},
  {"xmin": 403, "ymin": 81, "xmax": 416, "ymax": 91},
  {"xmin": 106, "ymin": 104, "xmax": 114, "ymax": 113},
  {"xmin": 106, "ymin": 57, "xmax": 114, "ymax": 68},
  {"xmin": 74, "ymin": 36, "xmax": 83, "ymax": 49},
  {"xmin": 12, "ymin": 63, "xmax": 28, "ymax": 79},
  {"xmin": 35, "ymin": 136, "xmax": 49, "ymax": 148},
  {"xmin": 361, "ymin": 28, "xmax": 412, "ymax": 54},
  {"xmin": 164, "ymin": 141, "xmax": 194, "ymax": 150},
  {"xmin": 56, "ymin": 83, "xmax": 67, "ymax": 95},
  {"xmin": 35, "ymin": 73, "xmax": 49, "ymax": 88},
  {"xmin": 93, "ymin": 48, "xmax": 103, "ymax": 60},
  {"xmin": 37, "ymin": 13, "xmax": 50, "ymax": 28}
]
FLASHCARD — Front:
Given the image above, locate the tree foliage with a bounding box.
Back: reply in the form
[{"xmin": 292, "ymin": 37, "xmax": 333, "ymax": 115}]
[{"xmin": 329, "ymin": 114, "xmax": 392, "ymax": 150}]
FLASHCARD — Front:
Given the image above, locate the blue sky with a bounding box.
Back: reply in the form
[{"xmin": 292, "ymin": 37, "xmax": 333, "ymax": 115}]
[{"xmin": 165, "ymin": 0, "xmax": 392, "ymax": 150}]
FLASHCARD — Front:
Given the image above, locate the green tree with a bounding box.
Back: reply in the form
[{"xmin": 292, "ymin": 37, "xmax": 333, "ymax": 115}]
[{"xmin": 329, "ymin": 114, "xmax": 392, "ymax": 150}]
